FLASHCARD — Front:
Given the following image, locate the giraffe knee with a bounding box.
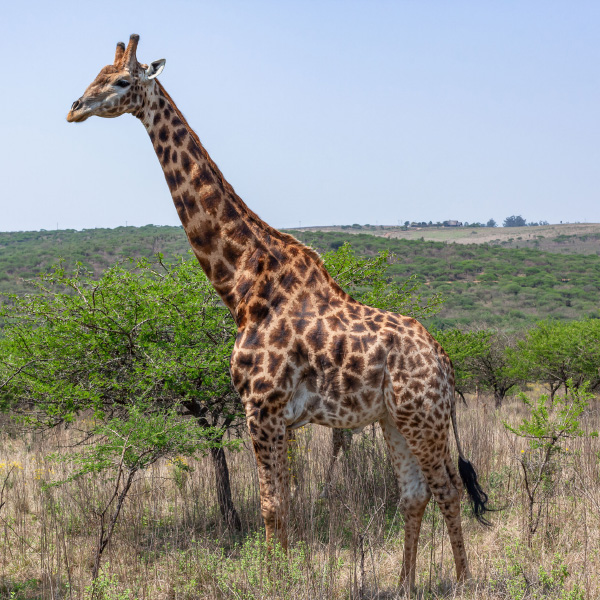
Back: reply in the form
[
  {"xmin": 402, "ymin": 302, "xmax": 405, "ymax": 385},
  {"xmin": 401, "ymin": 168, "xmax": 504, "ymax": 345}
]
[
  {"xmin": 400, "ymin": 481, "xmax": 431, "ymax": 517},
  {"xmin": 431, "ymin": 480, "xmax": 461, "ymax": 517},
  {"xmin": 261, "ymin": 498, "xmax": 286, "ymax": 530}
]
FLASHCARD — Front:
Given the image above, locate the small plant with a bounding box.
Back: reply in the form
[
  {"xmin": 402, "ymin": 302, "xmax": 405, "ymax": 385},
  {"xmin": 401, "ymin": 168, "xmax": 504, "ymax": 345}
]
[
  {"xmin": 504, "ymin": 381, "xmax": 597, "ymax": 542},
  {"xmin": 170, "ymin": 455, "xmax": 193, "ymax": 491},
  {"xmin": 85, "ymin": 572, "xmax": 135, "ymax": 600}
]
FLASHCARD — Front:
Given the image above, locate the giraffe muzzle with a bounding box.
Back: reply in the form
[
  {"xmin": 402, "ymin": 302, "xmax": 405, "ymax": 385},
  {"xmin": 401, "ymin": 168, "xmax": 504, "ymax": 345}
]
[{"xmin": 67, "ymin": 97, "xmax": 91, "ymax": 123}]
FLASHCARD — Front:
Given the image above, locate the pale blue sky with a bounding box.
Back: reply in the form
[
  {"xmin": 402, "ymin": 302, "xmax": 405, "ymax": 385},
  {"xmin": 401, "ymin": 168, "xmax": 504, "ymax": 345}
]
[{"xmin": 1, "ymin": 1, "xmax": 599, "ymax": 232}]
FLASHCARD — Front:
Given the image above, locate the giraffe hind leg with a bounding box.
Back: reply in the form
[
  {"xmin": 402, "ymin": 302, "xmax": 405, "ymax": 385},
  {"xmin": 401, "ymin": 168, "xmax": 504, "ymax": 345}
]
[
  {"xmin": 320, "ymin": 428, "xmax": 352, "ymax": 499},
  {"xmin": 379, "ymin": 415, "xmax": 431, "ymax": 591},
  {"xmin": 394, "ymin": 422, "xmax": 470, "ymax": 582}
]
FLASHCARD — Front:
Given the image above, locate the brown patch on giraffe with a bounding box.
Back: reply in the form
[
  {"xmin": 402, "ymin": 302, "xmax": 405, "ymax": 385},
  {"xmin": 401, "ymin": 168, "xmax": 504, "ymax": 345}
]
[
  {"xmin": 346, "ymin": 354, "xmax": 365, "ymax": 375},
  {"xmin": 290, "ymin": 294, "xmax": 315, "ymax": 334},
  {"xmin": 289, "ymin": 339, "xmax": 308, "ymax": 365},
  {"xmin": 277, "ymin": 362, "xmax": 296, "ymax": 388},
  {"xmin": 180, "ymin": 151, "xmax": 192, "ymax": 174},
  {"xmin": 268, "ymin": 320, "xmax": 292, "ymax": 350},
  {"xmin": 347, "ymin": 304, "xmax": 363, "ymax": 321},
  {"xmin": 330, "ymin": 335, "xmax": 347, "ymax": 366},
  {"xmin": 188, "ymin": 220, "xmax": 221, "ymax": 254},
  {"xmin": 191, "ymin": 163, "xmax": 215, "ymax": 190},
  {"xmin": 269, "ymin": 293, "xmax": 286, "ymax": 315},
  {"xmin": 165, "ymin": 169, "xmax": 185, "ymax": 192},
  {"xmin": 326, "ymin": 311, "xmax": 350, "ymax": 332},
  {"xmin": 315, "ymin": 289, "xmax": 342, "ymax": 315},
  {"xmin": 228, "ymin": 221, "xmax": 253, "ymax": 246},
  {"xmin": 267, "ymin": 353, "xmax": 284, "ymax": 377},
  {"xmin": 221, "ymin": 199, "xmax": 241, "ymax": 223},
  {"xmin": 350, "ymin": 333, "xmax": 377, "ymax": 354},
  {"xmin": 280, "ymin": 270, "xmax": 300, "ymax": 294},
  {"xmin": 253, "ymin": 378, "xmax": 274, "ymax": 394},
  {"xmin": 257, "ymin": 276, "xmax": 275, "ymax": 301},
  {"xmin": 315, "ymin": 352, "xmax": 333, "ymax": 372},
  {"xmin": 212, "ymin": 259, "xmax": 233, "ymax": 287},
  {"xmin": 158, "ymin": 125, "xmax": 169, "ymax": 142},
  {"xmin": 172, "ymin": 127, "xmax": 187, "ymax": 147},
  {"xmin": 193, "ymin": 253, "xmax": 212, "ymax": 278},
  {"xmin": 305, "ymin": 320, "xmax": 326, "ymax": 352},
  {"xmin": 172, "ymin": 195, "xmax": 189, "ymax": 227},
  {"xmin": 222, "ymin": 241, "xmax": 244, "ymax": 266},
  {"xmin": 161, "ymin": 146, "xmax": 171, "ymax": 166},
  {"xmin": 179, "ymin": 190, "xmax": 200, "ymax": 220},
  {"xmin": 241, "ymin": 328, "xmax": 264, "ymax": 350},
  {"xmin": 305, "ymin": 267, "xmax": 323, "ymax": 288},
  {"xmin": 249, "ymin": 301, "xmax": 269, "ymax": 322}
]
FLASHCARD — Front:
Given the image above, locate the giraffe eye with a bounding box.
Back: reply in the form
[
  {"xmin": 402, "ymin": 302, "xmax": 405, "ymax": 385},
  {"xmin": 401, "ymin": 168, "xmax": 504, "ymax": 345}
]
[{"xmin": 115, "ymin": 79, "xmax": 131, "ymax": 88}]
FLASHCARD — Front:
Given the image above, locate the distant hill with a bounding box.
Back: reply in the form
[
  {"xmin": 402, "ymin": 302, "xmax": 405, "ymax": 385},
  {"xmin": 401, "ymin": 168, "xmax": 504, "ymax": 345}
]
[
  {"xmin": 287, "ymin": 229, "xmax": 600, "ymax": 329},
  {"xmin": 0, "ymin": 225, "xmax": 189, "ymax": 295},
  {"xmin": 291, "ymin": 222, "xmax": 600, "ymax": 255},
  {"xmin": 1, "ymin": 224, "xmax": 599, "ymax": 329}
]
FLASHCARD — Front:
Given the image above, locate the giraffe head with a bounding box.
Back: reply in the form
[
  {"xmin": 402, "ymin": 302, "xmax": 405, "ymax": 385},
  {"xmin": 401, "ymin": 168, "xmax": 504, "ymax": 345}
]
[{"xmin": 67, "ymin": 34, "xmax": 165, "ymax": 123}]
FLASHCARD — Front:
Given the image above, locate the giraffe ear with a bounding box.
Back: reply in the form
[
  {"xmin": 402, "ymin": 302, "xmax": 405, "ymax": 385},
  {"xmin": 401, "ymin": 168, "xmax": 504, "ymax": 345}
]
[{"xmin": 145, "ymin": 59, "xmax": 166, "ymax": 80}]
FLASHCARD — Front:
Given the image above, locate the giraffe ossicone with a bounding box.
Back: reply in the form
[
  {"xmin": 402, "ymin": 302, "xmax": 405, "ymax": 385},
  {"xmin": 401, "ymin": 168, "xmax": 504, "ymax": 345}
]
[{"xmin": 67, "ymin": 34, "xmax": 491, "ymax": 588}]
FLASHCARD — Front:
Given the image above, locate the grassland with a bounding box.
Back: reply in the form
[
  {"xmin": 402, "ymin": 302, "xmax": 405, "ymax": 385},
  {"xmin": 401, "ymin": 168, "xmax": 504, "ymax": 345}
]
[{"xmin": 0, "ymin": 392, "xmax": 597, "ymax": 599}]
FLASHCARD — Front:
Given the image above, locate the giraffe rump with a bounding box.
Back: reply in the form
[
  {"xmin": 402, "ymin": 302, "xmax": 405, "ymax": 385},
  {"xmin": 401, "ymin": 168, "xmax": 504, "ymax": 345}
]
[{"xmin": 458, "ymin": 456, "xmax": 492, "ymax": 526}]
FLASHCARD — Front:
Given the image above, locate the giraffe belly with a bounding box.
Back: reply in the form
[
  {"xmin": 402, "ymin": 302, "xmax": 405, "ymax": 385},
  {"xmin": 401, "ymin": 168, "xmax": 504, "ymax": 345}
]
[{"xmin": 284, "ymin": 380, "xmax": 386, "ymax": 430}]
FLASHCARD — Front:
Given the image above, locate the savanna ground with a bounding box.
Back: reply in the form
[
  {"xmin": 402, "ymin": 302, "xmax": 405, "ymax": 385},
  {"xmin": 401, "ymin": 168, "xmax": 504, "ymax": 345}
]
[{"xmin": 0, "ymin": 390, "xmax": 598, "ymax": 600}]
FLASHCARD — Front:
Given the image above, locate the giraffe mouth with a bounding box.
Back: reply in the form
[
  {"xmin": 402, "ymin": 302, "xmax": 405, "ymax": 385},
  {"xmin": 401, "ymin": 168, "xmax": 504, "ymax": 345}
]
[
  {"xmin": 66, "ymin": 108, "xmax": 92, "ymax": 123},
  {"xmin": 67, "ymin": 97, "xmax": 98, "ymax": 123}
]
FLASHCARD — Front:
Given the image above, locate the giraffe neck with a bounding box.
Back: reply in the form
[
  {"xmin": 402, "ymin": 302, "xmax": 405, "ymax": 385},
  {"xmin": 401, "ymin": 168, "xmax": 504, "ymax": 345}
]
[{"xmin": 135, "ymin": 81, "xmax": 296, "ymax": 318}]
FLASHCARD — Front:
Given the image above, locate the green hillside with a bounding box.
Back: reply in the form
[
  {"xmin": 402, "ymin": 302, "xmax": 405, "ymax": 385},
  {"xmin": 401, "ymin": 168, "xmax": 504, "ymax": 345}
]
[
  {"xmin": 0, "ymin": 225, "xmax": 189, "ymax": 294},
  {"xmin": 1, "ymin": 225, "xmax": 599, "ymax": 329},
  {"xmin": 288, "ymin": 230, "xmax": 600, "ymax": 329}
]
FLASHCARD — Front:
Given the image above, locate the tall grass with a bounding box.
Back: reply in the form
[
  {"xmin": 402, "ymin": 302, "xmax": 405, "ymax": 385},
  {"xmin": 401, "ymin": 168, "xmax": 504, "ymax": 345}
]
[{"xmin": 0, "ymin": 393, "xmax": 597, "ymax": 599}]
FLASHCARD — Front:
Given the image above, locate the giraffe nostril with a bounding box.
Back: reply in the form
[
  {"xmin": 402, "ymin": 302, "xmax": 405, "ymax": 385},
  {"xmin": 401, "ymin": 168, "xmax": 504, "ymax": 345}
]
[{"xmin": 71, "ymin": 99, "xmax": 81, "ymax": 111}]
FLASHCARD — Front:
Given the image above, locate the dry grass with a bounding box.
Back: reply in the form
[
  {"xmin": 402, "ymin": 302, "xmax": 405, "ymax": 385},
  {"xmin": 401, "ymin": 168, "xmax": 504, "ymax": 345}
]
[{"xmin": 0, "ymin": 394, "xmax": 598, "ymax": 599}]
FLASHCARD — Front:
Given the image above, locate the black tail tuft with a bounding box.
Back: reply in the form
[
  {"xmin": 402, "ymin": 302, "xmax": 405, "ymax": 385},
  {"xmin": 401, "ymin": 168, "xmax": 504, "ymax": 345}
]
[{"xmin": 458, "ymin": 456, "xmax": 492, "ymax": 527}]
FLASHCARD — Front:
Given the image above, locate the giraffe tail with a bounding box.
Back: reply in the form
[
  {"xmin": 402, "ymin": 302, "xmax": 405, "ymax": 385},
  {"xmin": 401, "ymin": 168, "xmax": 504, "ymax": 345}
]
[{"xmin": 451, "ymin": 395, "xmax": 492, "ymax": 527}]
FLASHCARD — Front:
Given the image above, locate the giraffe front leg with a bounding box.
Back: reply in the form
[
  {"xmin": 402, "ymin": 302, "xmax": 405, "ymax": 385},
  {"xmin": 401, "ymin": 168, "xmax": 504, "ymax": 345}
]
[{"xmin": 246, "ymin": 405, "xmax": 290, "ymax": 551}]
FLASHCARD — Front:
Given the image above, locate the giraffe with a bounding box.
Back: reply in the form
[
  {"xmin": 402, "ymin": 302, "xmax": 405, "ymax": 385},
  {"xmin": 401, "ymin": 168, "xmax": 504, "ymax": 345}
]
[{"xmin": 66, "ymin": 34, "xmax": 491, "ymax": 589}]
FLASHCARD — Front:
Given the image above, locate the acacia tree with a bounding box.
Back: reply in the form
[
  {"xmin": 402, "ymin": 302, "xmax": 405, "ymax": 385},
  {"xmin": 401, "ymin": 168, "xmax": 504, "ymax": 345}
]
[
  {"xmin": 435, "ymin": 328, "xmax": 522, "ymax": 407},
  {"xmin": 322, "ymin": 242, "xmax": 444, "ymax": 320},
  {"xmin": 0, "ymin": 256, "xmax": 244, "ymax": 532},
  {"xmin": 1, "ymin": 244, "xmax": 443, "ymax": 533},
  {"xmin": 510, "ymin": 319, "xmax": 600, "ymax": 398},
  {"xmin": 433, "ymin": 328, "xmax": 490, "ymax": 403},
  {"xmin": 503, "ymin": 215, "xmax": 527, "ymax": 227},
  {"xmin": 469, "ymin": 329, "xmax": 522, "ymax": 408}
]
